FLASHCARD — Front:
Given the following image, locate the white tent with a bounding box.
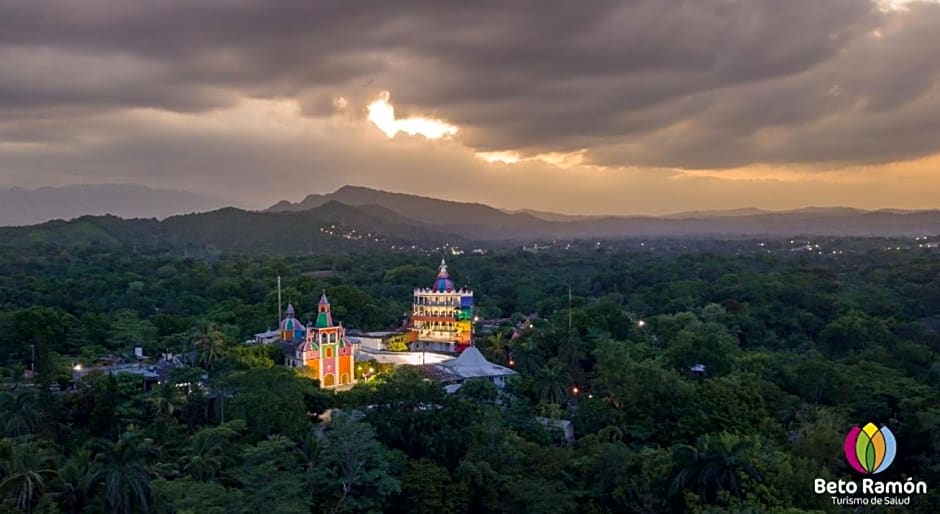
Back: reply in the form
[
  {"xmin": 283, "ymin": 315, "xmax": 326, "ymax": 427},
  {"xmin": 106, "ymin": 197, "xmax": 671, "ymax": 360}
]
[{"xmin": 439, "ymin": 347, "xmax": 516, "ymax": 380}]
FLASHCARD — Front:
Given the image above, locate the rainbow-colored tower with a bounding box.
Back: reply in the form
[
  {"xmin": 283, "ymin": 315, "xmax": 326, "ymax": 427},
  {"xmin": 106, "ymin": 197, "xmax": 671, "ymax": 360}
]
[{"xmin": 411, "ymin": 259, "xmax": 473, "ymax": 352}]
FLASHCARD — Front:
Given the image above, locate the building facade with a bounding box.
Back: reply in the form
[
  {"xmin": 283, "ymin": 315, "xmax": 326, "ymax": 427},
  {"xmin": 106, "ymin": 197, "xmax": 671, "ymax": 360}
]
[
  {"xmin": 411, "ymin": 259, "xmax": 473, "ymax": 353},
  {"xmin": 283, "ymin": 292, "xmax": 356, "ymax": 389}
]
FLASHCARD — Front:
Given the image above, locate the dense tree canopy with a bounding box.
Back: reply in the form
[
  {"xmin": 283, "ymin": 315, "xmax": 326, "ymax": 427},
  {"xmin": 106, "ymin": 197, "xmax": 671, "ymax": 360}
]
[{"xmin": 1, "ymin": 242, "xmax": 938, "ymax": 512}]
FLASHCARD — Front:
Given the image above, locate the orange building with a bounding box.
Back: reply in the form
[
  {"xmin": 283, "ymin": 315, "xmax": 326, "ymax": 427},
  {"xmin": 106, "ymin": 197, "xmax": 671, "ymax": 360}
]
[{"xmin": 283, "ymin": 292, "xmax": 355, "ymax": 389}]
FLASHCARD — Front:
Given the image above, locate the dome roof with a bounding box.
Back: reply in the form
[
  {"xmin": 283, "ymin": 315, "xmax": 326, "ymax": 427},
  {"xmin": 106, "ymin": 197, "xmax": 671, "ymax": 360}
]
[
  {"xmin": 281, "ymin": 317, "xmax": 303, "ymax": 331},
  {"xmin": 281, "ymin": 303, "xmax": 305, "ymax": 332},
  {"xmin": 434, "ymin": 277, "xmax": 455, "ymax": 292},
  {"xmin": 433, "ymin": 258, "xmax": 456, "ymax": 292}
]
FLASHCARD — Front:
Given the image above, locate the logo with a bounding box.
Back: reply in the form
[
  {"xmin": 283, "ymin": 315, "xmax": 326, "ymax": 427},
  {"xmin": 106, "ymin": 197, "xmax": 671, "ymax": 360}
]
[
  {"xmin": 844, "ymin": 422, "xmax": 896, "ymax": 475},
  {"xmin": 815, "ymin": 422, "xmax": 925, "ymax": 506}
]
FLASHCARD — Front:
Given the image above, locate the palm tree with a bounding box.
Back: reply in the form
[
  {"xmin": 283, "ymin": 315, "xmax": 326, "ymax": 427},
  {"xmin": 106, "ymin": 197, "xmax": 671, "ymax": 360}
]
[
  {"xmin": 147, "ymin": 382, "xmax": 184, "ymax": 419},
  {"xmin": 180, "ymin": 422, "xmax": 240, "ymax": 481},
  {"xmin": 670, "ymin": 433, "xmax": 762, "ymax": 504},
  {"xmin": 512, "ymin": 336, "xmax": 544, "ymax": 373},
  {"xmin": 55, "ymin": 450, "xmax": 95, "ymax": 514},
  {"xmin": 481, "ymin": 332, "xmax": 512, "ymax": 363},
  {"xmin": 0, "ymin": 388, "xmax": 40, "ymax": 437},
  {"xmin": 180, "ymin": 440, "xmax": 224, "ymax": 481},
  {"xmin": 530, "ymin": 364, "xmax": 570, "ymax": 404},
  {"xmin": 193, "ymin": 323, "xmax": 226, "ymax": 370},
  {"xmin": 0, "ymin": 442, "xmax": 57, "ymax": 514},
  {"xmin": 88, "ymin": 431, "xmax": 159, "ymax": 514},
  {"xmin": 598, "ymin": 425, "xmax": 625, "ymax": 444}
]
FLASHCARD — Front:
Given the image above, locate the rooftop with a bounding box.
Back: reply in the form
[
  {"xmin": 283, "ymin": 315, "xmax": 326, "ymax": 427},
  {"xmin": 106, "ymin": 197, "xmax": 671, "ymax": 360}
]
[{"xmin": 437, "ymin": 347, "xmax": 516, "ymax": 379}]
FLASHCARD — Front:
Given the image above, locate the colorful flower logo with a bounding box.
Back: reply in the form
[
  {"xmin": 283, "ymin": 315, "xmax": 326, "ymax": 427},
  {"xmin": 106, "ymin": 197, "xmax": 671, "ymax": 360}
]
[{"xmin": 844, "ymin": 423, "xmax": 896, "ymax": 474}]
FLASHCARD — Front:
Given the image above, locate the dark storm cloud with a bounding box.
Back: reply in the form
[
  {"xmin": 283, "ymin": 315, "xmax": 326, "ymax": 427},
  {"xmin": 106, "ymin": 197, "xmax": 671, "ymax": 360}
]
[
  {"xmin": 585, "ymin": 2, "xmax": 940, "ymax": 168},
  {"xmin": 0, "ymin": 0, "xmax": 938, "ymax": 170}
]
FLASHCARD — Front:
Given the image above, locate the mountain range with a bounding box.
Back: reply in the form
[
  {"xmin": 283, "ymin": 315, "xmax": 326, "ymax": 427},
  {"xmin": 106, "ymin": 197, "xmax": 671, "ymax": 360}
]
[
  {"xmin": 269, "ymin": 186, "xmax": 940, "ymax": 239},
  {"xmin": 0, "ymin": 184, "xmax": 228, "ymax": 226},
  {"xmin": 2, "ymin": 184, "xmax": 940, "ymax": 252}
]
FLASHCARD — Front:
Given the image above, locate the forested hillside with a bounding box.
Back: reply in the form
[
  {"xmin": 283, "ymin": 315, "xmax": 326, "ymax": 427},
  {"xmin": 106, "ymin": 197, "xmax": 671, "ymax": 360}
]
[{"xmin": 0, "ymin": 202, "xmax": 465, "ymax": 254}]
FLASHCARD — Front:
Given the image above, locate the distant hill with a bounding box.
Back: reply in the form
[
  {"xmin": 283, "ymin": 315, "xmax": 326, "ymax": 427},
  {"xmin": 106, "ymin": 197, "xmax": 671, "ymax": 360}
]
[
  {"xmin": 663, "ymin": 207, "xmax": 771, "ymax": 219},
  {"xmin": 0, "ymin": 201, "xmax": 465, "ymax": 253},
  {"xmin": 4, "ymin": 185, "xmax": 940, "ymax": 253},
  {"xmin": 271, "ymin": 186, "xmax": 940, "ymax": 239},
  {"xmin": 269, "ymin": 185, "xmax": 544, "ymax": 235},
  {"xmin": 548, "ymin": 210, "xmax": 940, "ymax": 239},
  {"xmin": 0, "ymin": 184, "xmax": 228, "ymax": 226},
  {"xmin": 501, "ymin": 208, "xmax": 596, "ymax": 222}
]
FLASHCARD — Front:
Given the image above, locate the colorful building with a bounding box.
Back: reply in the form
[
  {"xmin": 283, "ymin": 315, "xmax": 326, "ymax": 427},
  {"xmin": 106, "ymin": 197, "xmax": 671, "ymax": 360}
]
[
  {"xmin": 279, "ymin": 302, "xmax": 306, "ymax": 343},
  {"xmin": 411, "ymin": 259, "xmax": 474, "ymax": 353},
  {"xmin": 283, "ymin": 292, "xmax": 356, "ymax": 389}
]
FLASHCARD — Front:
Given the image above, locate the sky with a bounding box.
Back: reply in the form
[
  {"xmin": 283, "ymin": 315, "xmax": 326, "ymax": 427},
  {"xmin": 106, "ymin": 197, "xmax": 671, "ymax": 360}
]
[{"xmin": 2, "ymin": 0, "xmax": 940, "ymax": 215}]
